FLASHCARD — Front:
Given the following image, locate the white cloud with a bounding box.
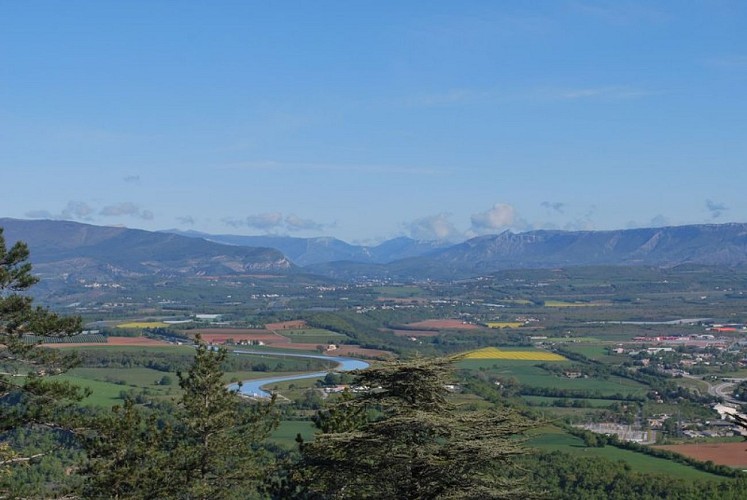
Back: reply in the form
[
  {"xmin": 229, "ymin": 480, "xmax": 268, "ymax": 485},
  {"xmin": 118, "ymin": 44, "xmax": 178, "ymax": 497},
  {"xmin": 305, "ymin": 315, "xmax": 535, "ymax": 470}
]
[
  {"xmin": 553, "ymin": 86, "xmax": 657, "ymax": 101},
  {"xmin": 406, "ymin": 213, "xmax": 462, "ymax": 241},
  {"xmin": 100, "ymin": 202, "xmax": 154, "ymax": 220},
  {"xmin": 285, "ymin": 214, "xmax": 323, "ymax": 232},
  {"xmin": 62, "ymin": 201, "xmax": 95, "ymax": 220},
  {"xmin": 222, "ymin": 212, "xmax": 325, "ymax": 233},
  {"xmin": 562, "ymin": 205, "xmax": 598, "ymax": 231},
  {"xmin": 649, "ymin": 215, "xmax": 670, "ymax": 227},
  {"xmin": 541, "ymin": 201, "xmax": 565, "ymax": 214},
  {"xmin": 26, "ymin": 200, "xmax": 94, "ymax": 221},
  {"xmin": 177, "ymin": 215, "xmax": 195, "ymax": 225},
  {"xmin": 246, "ymin": 212, "xmax": 284, "ymax": 230},
  {"xmin": 705, "ymin": 199, "xmax": 728, "ymax": 219},
  {"xmin": 470, "ymin": 203, "xmax": 523, "ymax": 234},
  {"xmin": 25, "ymin": 209, "xmax": 55, "ymax": 219},
  {"xmin": 404, "ymin": 88, "xmax": 492, "ymax": 108}
]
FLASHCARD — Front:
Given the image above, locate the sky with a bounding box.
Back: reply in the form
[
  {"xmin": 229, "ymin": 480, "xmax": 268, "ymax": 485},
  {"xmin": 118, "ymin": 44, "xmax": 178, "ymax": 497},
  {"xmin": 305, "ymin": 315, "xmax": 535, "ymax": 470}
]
[{"xmin": 1, "ymin": 1, "xmax": 745, "ymax": 244}]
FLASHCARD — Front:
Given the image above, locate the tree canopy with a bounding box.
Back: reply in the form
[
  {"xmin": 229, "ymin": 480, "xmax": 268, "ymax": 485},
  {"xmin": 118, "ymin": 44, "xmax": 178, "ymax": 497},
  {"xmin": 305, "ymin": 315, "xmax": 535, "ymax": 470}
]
[
  {"xmin": 280, "ymin": 357, "xmax": 536, "ymax": 499},
  {"xmin": 83, "ymin": 341, "xmax": 279, "ymax": 499},
  {"xmin": 0, "ymin": 227, "xmax": 85, "ymax": 476}
]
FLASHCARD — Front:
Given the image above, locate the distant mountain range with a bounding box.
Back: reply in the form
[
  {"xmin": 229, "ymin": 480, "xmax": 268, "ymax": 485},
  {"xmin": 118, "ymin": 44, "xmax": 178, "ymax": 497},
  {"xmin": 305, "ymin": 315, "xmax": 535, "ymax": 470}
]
[
  {"xmin": 381, "ymin": 224, "xmax": 747, "ymax": 279},
  {"xmin": 0, "ymin": 218, "xmax": 293, "ymax": 282},
  {"xmin": 4, "ymin": 218, "xmax": 747, "ymax": 284},
  {"xmin": 165, "ymin": 230, "xmax": 449, "ymax": 266}
]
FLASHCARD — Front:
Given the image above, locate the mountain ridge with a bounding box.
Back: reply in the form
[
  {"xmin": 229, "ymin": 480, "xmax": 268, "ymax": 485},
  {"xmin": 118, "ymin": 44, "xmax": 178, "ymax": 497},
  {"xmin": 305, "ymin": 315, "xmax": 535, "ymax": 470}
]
[
  {"xmin": 164, "ymin": 229, "xmax": 448, "ymax": 266},
  {"xmin": 4, "ymin": 218, "xmax": 747, "ymax": 284},
  {"xmin": 0, "ymin": 218, "xmax": 294, "ymax": 281}
]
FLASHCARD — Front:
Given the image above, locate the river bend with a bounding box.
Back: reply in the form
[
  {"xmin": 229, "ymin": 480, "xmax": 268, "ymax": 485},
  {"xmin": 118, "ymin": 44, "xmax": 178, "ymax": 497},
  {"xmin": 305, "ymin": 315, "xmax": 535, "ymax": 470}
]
[{"xmin": 228, "ymin": 349, "xmax": 369, "ymax": 398}]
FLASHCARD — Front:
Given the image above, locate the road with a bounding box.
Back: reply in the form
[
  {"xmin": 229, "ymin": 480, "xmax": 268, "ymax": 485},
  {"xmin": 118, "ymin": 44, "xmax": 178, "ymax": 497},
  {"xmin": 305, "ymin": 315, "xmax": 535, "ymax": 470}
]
[{"xmin": 684, "ymin": 373, "xmax": 746, "ymax": 404}]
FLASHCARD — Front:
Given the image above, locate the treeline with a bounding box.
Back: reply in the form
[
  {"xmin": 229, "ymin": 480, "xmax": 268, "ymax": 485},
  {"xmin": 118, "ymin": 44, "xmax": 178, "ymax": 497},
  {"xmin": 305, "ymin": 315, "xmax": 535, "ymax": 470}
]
[
  {"xmin": 77, "ymin": 350, "xmax": 196, "ymax": 372},
  {"xmin": 525, "ymin": 398, "xmax": 609, "ymax": 409},
  {"xmin": 522, "ymin": 450, "xmax": 747, "ymax": 499},
  {"xmin": 76, "ymin": 349, "xmax": 334, "ymax": 373},
  {"xmin": 537, "ymin": 361, "xmax": 610, "ymax": 379},
  {"xmin": 611, "ymin": 366, "xmax": 716, "ymax": 404},
  {"xmin": 22, "ymin": 334, "xmax": 107, "ymax": 344},
  {"xmin": 429, "ymin": 330, "xmax": 530, "ymax": 353},
  {"xmin": 551, "ymin": 347, "xmax": 716, "ymax": 405},
  {"xmin": 0, "ymin": 428, "xmax": 84, "ymax": 498},
  {"xmin": 304, "ymin": 311, "xmax": 417, "ymax": 354},
  {"xmin": 519, "ymin": 385, "xmax": 645, "ymax": 402},
  {"xmin": 566, "ymin": 427, "xmax": 742, "ymax": 478}
]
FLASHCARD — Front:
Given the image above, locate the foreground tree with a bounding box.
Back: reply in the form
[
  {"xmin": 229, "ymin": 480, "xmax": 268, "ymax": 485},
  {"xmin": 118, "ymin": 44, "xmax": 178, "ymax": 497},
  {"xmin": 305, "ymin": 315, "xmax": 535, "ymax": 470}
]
[
  {"xmin": 0, "ymin": 227, "xmax": 84, "ymax": 479},
  {"xmin": 279, "ymin": 357, "xmax": 535, "ymax": 499},
  {"xmin": 174, "ymin": 342, "xmax": 279, "ymax": 498},
  {"xmin": 83, "ymin": 340, "xmax": 278, "ymax": 499}
]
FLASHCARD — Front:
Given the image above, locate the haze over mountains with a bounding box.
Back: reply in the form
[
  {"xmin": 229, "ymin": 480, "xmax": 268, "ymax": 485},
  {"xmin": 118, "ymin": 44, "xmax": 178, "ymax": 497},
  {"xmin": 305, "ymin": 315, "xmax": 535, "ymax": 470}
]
[
  {"xmin": 3, "ymin": 218, "xmax": 747, "ymax": 284},
  {"xmin": 0, "ymin": 219, "xmax": 293, "ymax": 281},
  {"xmin": 166, "ymin": 229, "xmax": 449, "ymax": 266}
]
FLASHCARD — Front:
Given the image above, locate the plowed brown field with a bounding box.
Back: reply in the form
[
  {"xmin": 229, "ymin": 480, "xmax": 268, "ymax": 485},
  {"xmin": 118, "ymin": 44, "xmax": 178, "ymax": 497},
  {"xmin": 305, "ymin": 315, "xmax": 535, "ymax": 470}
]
[
  {"xmin": 265, "ymin": 320, "xmax": 307, "ymax": 330},
  {"xmin": 187, "ymin": 329, "xmax": 290, "ymax": 345},
  {"xmin": 43, "ymin": 337, "xmax": 170, "ymax": 347},
  {"xmin": 405, "ymin": 319, "xmax": 479, "ymax": 330},
  {"xmin": 655, "ymin": 442, "xmax": 747, "ymax": 467}
]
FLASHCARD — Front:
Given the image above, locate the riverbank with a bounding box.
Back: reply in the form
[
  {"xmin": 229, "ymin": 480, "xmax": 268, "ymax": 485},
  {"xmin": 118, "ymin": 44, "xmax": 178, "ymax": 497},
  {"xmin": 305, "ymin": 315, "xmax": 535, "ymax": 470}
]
[{"xmin": 229, "ymin": 349, "xmax": 370, "ymax": 398}]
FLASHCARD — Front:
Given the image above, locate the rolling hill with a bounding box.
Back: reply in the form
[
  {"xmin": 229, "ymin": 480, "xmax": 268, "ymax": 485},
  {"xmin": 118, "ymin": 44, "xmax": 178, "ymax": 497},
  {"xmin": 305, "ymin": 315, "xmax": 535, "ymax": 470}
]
[
  {"xmin": 0, "ymin": 218, "xmax": 294, "ymax": 282},
  {"xmin": 4, "ymin": 219, "xmax": 747, "ymax": 284},
  {"xmin": 166, "ymin": 230, "xmax": 447, "ymax": 266},
  {"xmin": 379, "ymin": 224, "xmax": 747, "ymax": 279}
]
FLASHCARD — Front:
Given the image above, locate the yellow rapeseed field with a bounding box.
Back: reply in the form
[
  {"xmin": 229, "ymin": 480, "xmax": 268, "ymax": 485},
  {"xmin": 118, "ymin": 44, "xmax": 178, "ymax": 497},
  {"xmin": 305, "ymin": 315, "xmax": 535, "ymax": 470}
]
[
  {"xmin": 116, "ymin": 321, "xmax": 169, "ymax": 329},
  {"xmin": 461, "ymin": 347, "xmax": 566, "ymax": 361},
  {"xmin": 486, "ymin": 321, "xmax": 525, "ymax": 329}
]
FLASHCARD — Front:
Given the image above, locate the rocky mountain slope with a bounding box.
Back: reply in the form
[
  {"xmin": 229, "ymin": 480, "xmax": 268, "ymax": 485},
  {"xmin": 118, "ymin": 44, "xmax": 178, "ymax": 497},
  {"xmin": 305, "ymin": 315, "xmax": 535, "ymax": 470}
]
[
  {"xmin": 0, "ymin": 218, "xmax": 294, "ymax": 282},
  {"xmin": 5, "ymin": 218, "xmax": 747, "ymax": 284}
]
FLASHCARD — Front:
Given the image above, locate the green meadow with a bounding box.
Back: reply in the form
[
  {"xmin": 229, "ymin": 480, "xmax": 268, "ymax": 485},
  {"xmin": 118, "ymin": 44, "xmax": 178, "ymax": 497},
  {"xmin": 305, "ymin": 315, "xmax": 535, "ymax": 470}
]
[
  {"xmin": 528, "ymin": 428, "xmax": 725, "ymax": 481},
  {"xmin": 271, "ymin": 420, "xmax": 317, "ymax": 448},
  {"xmin": 457, "ymin": 358, "xmax": 648, "ymax": 398}
]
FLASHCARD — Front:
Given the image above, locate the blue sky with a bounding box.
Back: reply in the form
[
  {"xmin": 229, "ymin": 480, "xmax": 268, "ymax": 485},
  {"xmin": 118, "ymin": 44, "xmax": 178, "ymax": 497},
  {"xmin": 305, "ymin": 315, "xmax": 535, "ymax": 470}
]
[{"xmin": 1, "ymin": 1, "xmax": 745, "ymax": 243}]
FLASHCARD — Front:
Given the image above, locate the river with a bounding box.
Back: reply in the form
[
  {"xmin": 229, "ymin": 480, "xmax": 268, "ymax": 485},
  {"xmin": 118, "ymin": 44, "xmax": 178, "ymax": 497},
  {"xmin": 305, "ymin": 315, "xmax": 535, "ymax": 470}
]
[{"xmin": 228, "ymin": 349, "xmax": 370, "ymax": 398}]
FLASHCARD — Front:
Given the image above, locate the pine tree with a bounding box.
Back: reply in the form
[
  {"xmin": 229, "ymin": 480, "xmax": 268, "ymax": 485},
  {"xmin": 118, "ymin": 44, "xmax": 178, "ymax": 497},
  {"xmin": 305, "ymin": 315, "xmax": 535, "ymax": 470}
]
[
  {"xmin": 82, "ymin": 399, "xmax": 177, "ymax": 499},
  {"xmin": 287, "ymin": 357, "xmax": 535, "ymax": 499},
  {"xmin": 174, "ymin": 341, "xmax": 278, "ymax": 499},
  {"xmin": 0, "ymin": 227, "xmax": 85, "ymax": 475},
  {"xmin": 83, "ymin": 339, "xmax": 278, "ymax": 499}
]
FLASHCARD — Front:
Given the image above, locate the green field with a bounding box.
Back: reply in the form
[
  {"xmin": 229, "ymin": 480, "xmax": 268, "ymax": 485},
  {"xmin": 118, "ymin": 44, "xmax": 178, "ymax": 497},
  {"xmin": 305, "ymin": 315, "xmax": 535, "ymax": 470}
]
[
  {"xmin": 49, "ymin": 343, "xmax": 337, "ymax": 407},
  {"xmin": 557, "ymin": 343, "xmax": 611, "ymax": 358},
  {"xmin": 284, "ymin": 334, "xmax": 347, "ymax": 344},
  {"xmin": 56, "ymin": 345, "xmax": 195, "ymax": 354},
  {"xmin": 261, "ymin": 377, "xmax": 324, "ymax": 400},
  {"xmin": 542, "ymin": 337, "xmax": 603, "ymax": 343},
  {"xmin": 522, "ymin": 395, "xmax": 623, "ymax": 408},
  {"xmin": 522, "ymin": 374, "xmax": 647, "ymax": 397},
  {"xmin": 457, "ymin": 356, "xmax": 568, "ymax": 368},
  {"xmin": 54, "ymin": 367, "xmax": 178, "ymax": 407},
  {"xmin": 271, "ymin": 420, "xmax": 317, "ymax": 448},
  {"xmin": 281, "ymin": 328, "xmax": 346, "ymax": 337},
  {"xmin": 457, "ymin": 358, "xmax": 649, "ymax": 398},
  {"xmin": 528, "ymin": 428, "xmax": 725, "ymax": 480},
  {"xmin": 373, "ymin": 286, "xmax": 424, "ymax": 298},
  {"xmin": 279, "ymin": 327, "xmax": 348, "ymax": 344}
]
